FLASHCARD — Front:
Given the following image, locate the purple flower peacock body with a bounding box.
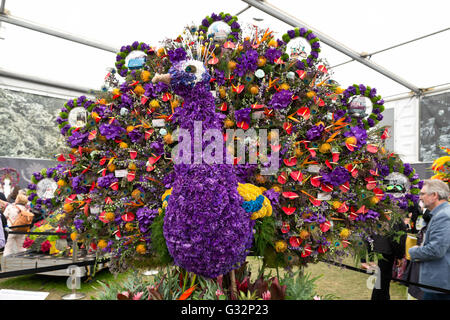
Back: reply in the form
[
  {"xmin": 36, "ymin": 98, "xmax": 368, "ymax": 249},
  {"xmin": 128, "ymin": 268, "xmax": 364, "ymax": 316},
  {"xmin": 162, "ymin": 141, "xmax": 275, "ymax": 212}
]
[{"xmin": 154, "ymin": 59, "xmax": 255, "ymax": 278}]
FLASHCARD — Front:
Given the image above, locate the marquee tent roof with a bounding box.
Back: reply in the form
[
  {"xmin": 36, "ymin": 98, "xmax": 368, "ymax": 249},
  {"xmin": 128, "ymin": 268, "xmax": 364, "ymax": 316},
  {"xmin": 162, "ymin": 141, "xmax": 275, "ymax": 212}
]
[{"xmin": 0, "ymin": 0, "xmax": 449, "ymax": 99}]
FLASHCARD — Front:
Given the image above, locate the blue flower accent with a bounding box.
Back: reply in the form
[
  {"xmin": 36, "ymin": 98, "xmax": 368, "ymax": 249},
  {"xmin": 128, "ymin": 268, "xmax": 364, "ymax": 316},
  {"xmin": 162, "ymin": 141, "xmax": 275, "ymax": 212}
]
[{"xmin": 241, "ymin": 195, "xmax": 264, "ymax": 213}]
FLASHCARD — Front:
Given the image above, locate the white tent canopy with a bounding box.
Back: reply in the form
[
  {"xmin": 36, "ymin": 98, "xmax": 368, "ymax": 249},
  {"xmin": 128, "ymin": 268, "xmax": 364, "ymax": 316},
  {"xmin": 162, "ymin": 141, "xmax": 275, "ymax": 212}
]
[{"xmin": 1, "ymin": 0, "xmax": 449, "ymax": 98}]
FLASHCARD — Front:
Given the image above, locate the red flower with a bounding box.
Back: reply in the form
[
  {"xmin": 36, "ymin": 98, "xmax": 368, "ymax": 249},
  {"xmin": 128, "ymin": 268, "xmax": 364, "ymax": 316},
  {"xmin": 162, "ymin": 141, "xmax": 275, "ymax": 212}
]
[
  {"xmin": 23, "ymin": 237, "xmax": 35, "ymax": 249},
  {"xmin": 40, "ymin": 240, "xmax": 52, "ymax": 252}
]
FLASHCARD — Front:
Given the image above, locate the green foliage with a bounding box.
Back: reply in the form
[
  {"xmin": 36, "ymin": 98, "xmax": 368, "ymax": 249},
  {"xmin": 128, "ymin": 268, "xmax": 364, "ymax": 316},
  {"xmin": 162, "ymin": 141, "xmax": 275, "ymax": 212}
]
[
  {"xmin": 252, "ymin": 216, "xmax": 276, "ymax": 256},
  {"xmin": 281, "ymin": 270, "xmax": 336, "ymax": 300},
  {"xmin": 150, "ymin": 212, "xmax": 173, "ymax": 265}
]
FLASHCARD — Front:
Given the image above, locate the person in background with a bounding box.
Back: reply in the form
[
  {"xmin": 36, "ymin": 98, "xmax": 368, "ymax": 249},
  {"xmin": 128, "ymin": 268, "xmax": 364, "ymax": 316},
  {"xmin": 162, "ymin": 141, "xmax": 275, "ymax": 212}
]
[
  {"xmin": 2, "ymin": 193, "xmax": 29, "ymax": 257},
  {"xmin": 402, "ymin": 200, "xmax": 432, "ymax": 299},
  {"xmin": 409, "ymin": 179, "xmax": 450, "ymax": 300},
  {"xmin": 6, "ymin": 185, "xmax": 20, "ymax": 203},
  {"xmin": 0, "ymin": 192, "xmax": 6, "ymax": 250},
  {"xmin": 370, "ymin": 210, "xmax": 408, "ymax": 300},
  {"xmin": 0, "ymin": 192, "xmax": 9, "ymax": 248}
]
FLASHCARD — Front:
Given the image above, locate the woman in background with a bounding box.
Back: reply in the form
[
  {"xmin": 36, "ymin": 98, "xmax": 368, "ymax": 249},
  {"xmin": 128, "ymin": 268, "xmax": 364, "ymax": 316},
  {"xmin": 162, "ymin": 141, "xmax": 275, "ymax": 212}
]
[{"xmin": 2, "ymin": 192, "xmax": 29, "ymax": 257}]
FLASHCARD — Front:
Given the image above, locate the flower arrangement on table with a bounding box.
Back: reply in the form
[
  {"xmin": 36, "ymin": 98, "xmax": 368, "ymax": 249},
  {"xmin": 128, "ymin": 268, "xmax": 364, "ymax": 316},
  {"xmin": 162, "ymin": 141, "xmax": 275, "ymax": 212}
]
[{"xmin": 431, "ymin": 146, "xmax": 450, "ymax": 184}]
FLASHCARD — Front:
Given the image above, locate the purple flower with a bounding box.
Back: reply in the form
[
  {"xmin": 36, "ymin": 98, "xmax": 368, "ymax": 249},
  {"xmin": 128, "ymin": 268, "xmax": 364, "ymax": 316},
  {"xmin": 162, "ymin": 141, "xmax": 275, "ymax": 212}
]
[
  {"xmin": 71, "ymin": 174, "xmax": 88, "ymax": 194},
  {"xmin": 67, "ymin": 130, "xmax": 89, "ymax": 147},
  {"xmin": 97, "ymin": 173, "xmax": 118, "ymax": 189},
  {"xmin": 99, "ymin": 121, "xmax": 126, "ymax": 140},
  {"xmin": 234, "ymin": 49, "xmax": 258, "ymax": 77},
  {"xmin": 367, "ymin": 118, "xmax": 375, "ymax": 127},
  {"xmin": 213, "ymin": 69, "xmax": 225, "ymax": 86},
  {"xmin": 343, "ymin": 126, "xmax": 367, "ymax": 150},
  {"xmin": 168, "ymin": 47, "xmax": 187, "ymax": 64},
  {"xmin": 306, "ymin": 33, "xmax": 316, "ymax": 41},
  {"xmin": 321, "ymin": 166, "xmax": 351, "ymax": 187},
  {"xmin": 306, "ymin": 124, "xmax": 324, "ymax": 141},
  {"xmin": 234, "ymin": 108, "xmax": 251, "ymax": 124},
  {"xmin": 403, "ymin": 163, "xmax": 413, "ymax": 176},
  {"xmin": 287, "ymin": 30, "xmax": 296, "ymax": 38},
  {"xmin": 136, "ymin": 207, "xmax": 158, "ymax": 233},
  {"xmin": 74, "ymin": 218, "xmax": 84, "ymax": 232},
  {"xmin": 231, "ymin": 21, "xmax": 240, "ymax": 29},
  {"xmin": 378, "ymin": 164, "xmax": 390, "ymax": 177},
  {"xmin": 269, "ymin": 90, "xmax": 292, "ymax": 109},
  {"xmin": 60, "ymin": 124, "xmax": 71, "ymax": 135},
  {"xmin": 334, "ymin": 109, "xmax": 346, "ymax": 119},
  {"xmin": 128, "ymin": 129, "xmax": 144, "ymax": 143},
  {"xmin": 376, "ymin": 114, "xmax": 383, "ymax": 121},
  {"xmin": 264, "ymin": 48, "xmax": 282, "ymax": 62},
  {"xmin": 150, "ymin": 141, "xmax": 164, "ymax": 155}
]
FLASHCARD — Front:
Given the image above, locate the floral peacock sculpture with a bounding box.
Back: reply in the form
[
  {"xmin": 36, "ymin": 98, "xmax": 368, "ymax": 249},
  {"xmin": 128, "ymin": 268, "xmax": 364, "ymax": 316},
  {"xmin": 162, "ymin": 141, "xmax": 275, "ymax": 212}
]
[{"xmin": 23, "ymin": 12, "xmax": 421, "ymax": 286}]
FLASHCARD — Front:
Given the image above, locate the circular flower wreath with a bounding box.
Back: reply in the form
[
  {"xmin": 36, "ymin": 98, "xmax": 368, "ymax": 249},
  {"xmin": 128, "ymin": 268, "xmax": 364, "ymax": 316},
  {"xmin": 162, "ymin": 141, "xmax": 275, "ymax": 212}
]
[
  {"xmin": 198, "ymin": 12, "xmax": 242, "ymax": 42},
  {"xmin": 340, "ymin": 84, "xmax": 385, "ymax": 129},
  {"xmin": 27, "ymin": 167, "xmax": 60, "ymax": 212},
  {"xmin": 378, "ymin": 159, "xmax": 422, "ymax": 210},
  {"xmin": 281, "ymin": 27, "xmax": 321, "ymax": 70},
  {"xmin": 115, "ymin": 41, "xmax": 152, "ymax": 77},
  {"xmin": 58, "ymin": 96, "xmax": 95, "ymax": 138}
]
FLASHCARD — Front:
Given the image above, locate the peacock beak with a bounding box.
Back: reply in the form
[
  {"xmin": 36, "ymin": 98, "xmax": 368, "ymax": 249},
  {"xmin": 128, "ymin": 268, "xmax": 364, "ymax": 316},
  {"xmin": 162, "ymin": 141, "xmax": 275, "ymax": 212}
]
[{"xmin": 152, "ymin": 73, "xmax": 171, "ymax": 84}]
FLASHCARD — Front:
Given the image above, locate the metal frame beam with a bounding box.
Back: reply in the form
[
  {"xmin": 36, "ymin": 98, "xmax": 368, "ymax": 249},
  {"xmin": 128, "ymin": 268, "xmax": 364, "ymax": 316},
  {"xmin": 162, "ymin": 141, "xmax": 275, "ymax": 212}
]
[
  {"xmin": 0, "ymin": 68, "xmax": 93, "ymax": 96},
  {"xmin": 0, "ymin": 13, "xmax": 118, "ymax": 53},
  {"xmin": 241, "ymin": 0, "xmax": 422, "ymax": 94}
]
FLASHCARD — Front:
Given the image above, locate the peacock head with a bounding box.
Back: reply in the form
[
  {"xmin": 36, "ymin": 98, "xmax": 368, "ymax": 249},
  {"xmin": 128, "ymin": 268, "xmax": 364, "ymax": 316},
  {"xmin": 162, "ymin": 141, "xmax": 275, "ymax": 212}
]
[{"xmin": 152, "ymin": 58, "xmax": 211, "ymax": 96}]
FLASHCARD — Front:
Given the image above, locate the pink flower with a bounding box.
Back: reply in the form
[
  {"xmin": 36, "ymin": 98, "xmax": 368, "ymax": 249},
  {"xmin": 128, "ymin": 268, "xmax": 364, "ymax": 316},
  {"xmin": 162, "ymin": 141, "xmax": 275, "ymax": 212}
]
[
  {"xmin": 132, "ymin": 292, "xmax": 144, "ymax": 300},
  {"xmin": 40, "ymin": 240, "xmax": 51, "ymax": 252},
  {"xmin": 23, "ymin": 237, "xmax": 35, "ymax": 249},
  {"xmin": 216, "ymin": 289, "xmax": 225, "ymax": 299},
  {"xmin": 262, "ymin": 290, "xmax": 271, "ymax": 300},
  {"xmin": 313, "ymin": 295, "xmax": 321, "ymax": 300}
]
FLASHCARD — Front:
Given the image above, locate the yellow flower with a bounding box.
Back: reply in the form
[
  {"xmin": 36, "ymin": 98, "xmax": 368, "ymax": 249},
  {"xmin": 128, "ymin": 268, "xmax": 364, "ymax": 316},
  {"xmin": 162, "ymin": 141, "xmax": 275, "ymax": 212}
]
[
  {"xmin": 112, "ymin": 88, "xmax": 121, "ymax": 96},
  {"xmin": 299, "ymin": 229, "xmax": 310, "ymax": 239},
  {"xmin": 140, "ymin": 70, "xmax": 151, "ymax": 82},
  {"xmin": 57, "ymin": 179, "xmax": 66, "ymax": 187},
  {"xmin": 63, "ymin": 203, "xmax": 73, "ymax": 213},
  {"xmin": 340, "ymin": 228, "xmax": 351, "ymax": 239},
  {"xmin": 125, "ymin": 223, "xmax": 134, "ymax": 232},
  {"xmin": 70, "ymin": 232, "xmax": 78, "ymax": 241},
  {"xmin": 332, "ymin": 201, "xmax": 342, "ymax": 210},
  {"xmin": 105, "ymin": 212, "xmax": 115, "ymax": 222},
  {"xmin": 279, "ymin": 83, "xmax": 290, "ymax": 90},
  {"xmin": 126, "ymin": 125, "xmax": 135, "ymax": 132},
  {"xmin": 134, "ymin": 85, "xmax": 145, "ymax": 96},
  {"xmin": 268, "ymin": 38, "xmax": 278, "ymax": 47},
  {"xmin": 97, "ymin": 240, "xmax": 108, "ymax": 250},
  {"xmin": 345, "ymin": 136, "xmax": 357, "ymax": 145},
  {"xmin": 432, "ymin": 156, "xmax": 450, "ymax": 171},
  {"xmin": 306, "ymin": 91, "xmax": 316, "ymax": 98},
  {"xmin": 136, "ymin": 244, "xmax": 146, "ymax": 255},
  {"xmin": 319, "ymin": 143, "xmax": 331, "ymax": 154},
  {"xmin": 119, "ymin": 142, "xmax": 128, "ymax": 149},
  {"xmin": 161, "ymin": 188, "xmax": 173, "ymax": 202},
  {"xmin": 334, "ymin": 87, "xmax": 345, "ymax": 94},
  {"xmin": 275, "ymin": 240, "xmax": 287, "ymax": 252},
  {"xmin": 150, "ymin": 99, "xmax": 160, "ymax": 108}
]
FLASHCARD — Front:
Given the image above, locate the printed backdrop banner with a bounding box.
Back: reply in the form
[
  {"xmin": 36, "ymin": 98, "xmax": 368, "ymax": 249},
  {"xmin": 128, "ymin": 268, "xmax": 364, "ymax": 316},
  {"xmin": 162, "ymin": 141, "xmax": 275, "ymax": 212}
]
[
  {"xmin": 419, "ymin": 92, "xmax": 450, "ymax": 162},
  {"xmin": 0, "ymin": 157, "xmax": 57, "ymax": 189}
]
